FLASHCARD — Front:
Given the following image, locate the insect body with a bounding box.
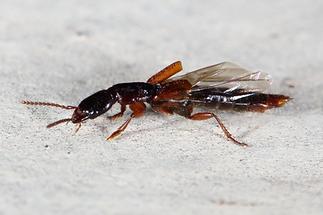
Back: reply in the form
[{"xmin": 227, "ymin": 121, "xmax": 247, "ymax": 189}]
[{"xmin": 22, "ymin": 61, "xmax": 290, "ymax": 147}]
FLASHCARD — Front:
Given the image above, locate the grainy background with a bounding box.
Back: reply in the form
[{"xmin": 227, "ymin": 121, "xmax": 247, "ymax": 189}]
[{"xmin": 1, "ymin": 0, "xmax": 322, "ymax": 214}]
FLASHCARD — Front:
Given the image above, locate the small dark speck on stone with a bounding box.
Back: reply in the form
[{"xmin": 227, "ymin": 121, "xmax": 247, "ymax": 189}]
[{"xmin": 75, "ymin": 30, "xmax": 91, "ymax": 37}]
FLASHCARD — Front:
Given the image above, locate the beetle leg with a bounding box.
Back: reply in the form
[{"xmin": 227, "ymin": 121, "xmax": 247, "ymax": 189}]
[
  {"xmin": 107, "ymin": 104, "xmax": 126, "ymax": 121},
  {"xmin": 161, "ymin": 101, "xmax": 247, "ymax": 147},
  {"xmin": 106, "ymin": 102, "xmax": 146, "ymax": 141},
  {"xmin": 187, "ymin": 112, "xmax": 248, "ymax": 147}
]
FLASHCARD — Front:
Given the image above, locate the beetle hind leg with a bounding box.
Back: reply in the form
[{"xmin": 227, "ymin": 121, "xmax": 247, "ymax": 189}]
[
  {"xmin": 187, "ymin": 112, "xmax": 248, "ymax": 147},
  {"xmin": 163, "ymin": 101, "xmax": 247, "ymax": 147}
]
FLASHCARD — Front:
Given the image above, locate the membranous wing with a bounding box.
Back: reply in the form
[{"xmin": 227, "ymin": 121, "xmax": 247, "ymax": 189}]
[{"xmin": 166, "ymin": 62, "xmax": 272, "ymax": 93}]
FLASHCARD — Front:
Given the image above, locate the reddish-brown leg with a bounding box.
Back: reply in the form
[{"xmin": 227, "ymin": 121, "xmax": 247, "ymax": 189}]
[
  {"xmin": 107, "ymin": 105, "xmax": 126, "ymax": 121},
  {"xmin": 188, "ymin": 112, "xmax": 248, "ymax": 147},
  {"xmin": 147, "ymin": 61, "xmax": 183, "ymax": 84},
  {"xmin": 106, "ymin": 102, "xmax": 146, "ymax": 141}
]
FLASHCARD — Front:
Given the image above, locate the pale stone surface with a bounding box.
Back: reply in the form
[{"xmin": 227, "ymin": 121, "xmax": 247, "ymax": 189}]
[{"xmin": 1, "ymin": 0, "xmax": 323, "ymax": 214}]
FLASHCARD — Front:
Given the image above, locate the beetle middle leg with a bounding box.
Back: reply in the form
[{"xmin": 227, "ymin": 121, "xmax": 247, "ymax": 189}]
[
  {"xmin": 107, "ymin": 104, "xmax": 126, "ymax": 121},
  {"xmin": 106, "ymin": 102, "xmax": 146, "ymax": 141}
]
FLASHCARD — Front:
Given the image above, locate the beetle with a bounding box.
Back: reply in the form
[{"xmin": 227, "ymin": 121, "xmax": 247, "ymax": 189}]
[{"xmin": 22, "ymin": 61, "xmax": 290, "ymax": 146}]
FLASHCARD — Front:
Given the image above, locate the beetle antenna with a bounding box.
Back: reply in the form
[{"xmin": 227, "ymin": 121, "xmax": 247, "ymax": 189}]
[
  {"xmin": 47, "ymin": 118, "xmax": 72, "ymax": 128},
  {"xmin": 21, "ymin": 100, "xmax": 77, "ymax": 110}
]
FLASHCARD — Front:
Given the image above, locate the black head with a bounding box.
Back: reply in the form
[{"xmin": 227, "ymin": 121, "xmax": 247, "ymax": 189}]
[
  {"xmin": 22, "ymin": 89, "xmax": 117, "ymax": 130},
  {"xmin": 71, "ymin": 90, "xmax": 116, "ymax": 123}
]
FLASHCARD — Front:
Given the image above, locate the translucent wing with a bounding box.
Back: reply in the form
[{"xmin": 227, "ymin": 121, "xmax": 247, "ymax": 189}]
[{"xmin": 167, "ymin": 62, "xmax": 272, "ymax": 93}]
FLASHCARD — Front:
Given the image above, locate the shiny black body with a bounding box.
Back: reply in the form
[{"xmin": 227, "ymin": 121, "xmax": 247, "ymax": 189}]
[
  {"xmin": 77, "ymin": 82, "xmax": 158, "ymax": 120},
  {"xmin": 190, "ymin": 88, "xmax": 267, "ymax": 106},
  {"xmin": 77, "ymin": 82, "xmax": 280, "ymax": 122},
  {"xmin": 74, "ymin": 82, "xmax": 286, "ymax": 123},
  {"xmin": 189, "ymin": 87, "xmax": 286, "ymax": 111}
]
